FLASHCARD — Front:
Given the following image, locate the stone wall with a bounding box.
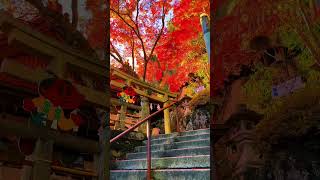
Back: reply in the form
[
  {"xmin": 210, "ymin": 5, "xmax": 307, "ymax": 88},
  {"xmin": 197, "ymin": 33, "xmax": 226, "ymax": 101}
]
[
  {"xmin": 256, "ymin": 135, "xmax": 320, "ymax": 180},
  {"xmin": 170, "ymin": 99, "xmax": 210, "ymax": 132}
]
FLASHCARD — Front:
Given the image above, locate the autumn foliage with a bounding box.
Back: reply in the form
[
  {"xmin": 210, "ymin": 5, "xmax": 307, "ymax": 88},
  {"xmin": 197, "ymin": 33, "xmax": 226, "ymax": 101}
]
[
  {"xmin": 212, "ymin": 0, "xmax": 320, "ymax": 94},
  {"xmin": 150, "ymin": 0, "xmax": 210, "ymax": 92},
  {"xmin": 110, "ymin": 0, "xmax": 210, "ymax": 92}
]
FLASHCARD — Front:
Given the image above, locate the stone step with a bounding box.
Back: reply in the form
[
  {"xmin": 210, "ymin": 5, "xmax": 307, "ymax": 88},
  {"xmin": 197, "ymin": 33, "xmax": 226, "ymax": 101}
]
[
  {"xmin": 151, "ymin": 128, "xmax": 210, "ymax": 140},
  {"xmin": 110, "ymin": 168, "xmax": 210, "ymax": 180},
  {"xmin": 111, "ymin": 155, "xmax": 210, "ymax": 170},
  {"xmin": 179, "ymin": 128, "xmax": 210, "ymax": 136},
  {"xmin": 127, "ymin": 146, "xmax": 210, "ymax": 160},
  {"xmin": 143, "ymin": 133, "xmax": 209, "ymax": 145},
  {"xmin": 134, "ymin": 139, "xmax": 210, "ymax": 153}
]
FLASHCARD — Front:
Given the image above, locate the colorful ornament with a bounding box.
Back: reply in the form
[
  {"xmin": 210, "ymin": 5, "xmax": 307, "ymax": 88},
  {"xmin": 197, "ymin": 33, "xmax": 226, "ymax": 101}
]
[
  {"xmin": 117, "ymin": 86, "xmax": 137, "ymax": 104},
  {"xmin": 23, "ymin": 78, "xmax": 85, "ymax": 132}
]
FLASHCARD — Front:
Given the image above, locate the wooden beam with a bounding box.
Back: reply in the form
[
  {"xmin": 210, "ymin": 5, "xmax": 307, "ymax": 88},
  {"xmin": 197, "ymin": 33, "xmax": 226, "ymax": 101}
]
[
  {"xmin": 6, "ymin": 30, "xmax": 106, "ymax": 77},
  {"xmin": 111, "ymin": 67, "xmax": 178, "ymax": 98},
  {"xmin": 1, "ymin": 58, "xmax": 50, "ymax": 83},
  {"xmin": 110, "ymin": 80, "xmax": 166, "ymax": 102},
  {"xmin": 110, "ymin": 119, "xmax": 136, "ymax": 125},
  {"xmin": 0, "ymin": 11, "xmax": 104, "ymax": 68},
  {"xmin": 111, "ymin": 98, "xmax": 141, "ymax": 110},
  {"xmin": 75, "ymin": 84, "xmax": 109, "ymax": 108},
  {"xmin": 52, "ymin": 166, "xmax": 97, "ymax": 177},
  {"xmin": 116, "ymin": 112, "xmax": 140, "ymax": 119},
  {"xmin": 0, "ymin": 59, "xmax": 108, "ymax": 108},
  {"xmin": 0, "ymin": 115, "xmax": 100, "ymax": 153}
]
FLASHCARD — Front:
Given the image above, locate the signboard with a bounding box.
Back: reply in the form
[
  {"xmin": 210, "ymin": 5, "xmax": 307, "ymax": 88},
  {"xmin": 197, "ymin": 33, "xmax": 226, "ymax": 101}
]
[
  {"xmin": 272, "ymin": 76, "xmax": 305, "ymax": 97},
  {"xmin": 200, "ymin": 13, "xmax": 210, "ymax": 61}
]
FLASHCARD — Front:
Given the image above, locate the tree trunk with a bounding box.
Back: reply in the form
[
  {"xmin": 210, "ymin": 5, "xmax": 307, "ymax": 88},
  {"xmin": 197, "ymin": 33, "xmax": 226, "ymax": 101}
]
[
  {"xmin": 71, "ymin": 0, "xmax": 78, "ymax": 29},
  {"xmin": 132, "ymin": 40, "xmax": 135, "ymax": 71},
  {"xmin": 143, "ymin": 59, "xmax": 148, "ymax": 81}
]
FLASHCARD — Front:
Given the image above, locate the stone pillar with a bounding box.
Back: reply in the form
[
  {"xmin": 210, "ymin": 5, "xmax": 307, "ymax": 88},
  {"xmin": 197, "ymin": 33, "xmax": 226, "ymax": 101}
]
[
  {"xmin": 139, "ymin": 96, "xmax": 150, "ymax": 134},
  {"xmin": 163, "ymin": 101, "xmax": 171, "ymax": 134},
  {"xmin": 21, "ymin": 155, "xmax": 33, "ymax": 180},
  {"xmin": 32, "ymin": 138, "xmax": 54, "ymax": 180},
  {"xmin": 224, "ymin": 106, "xmax": 263, "ymax": 179},
  {"xmin": 117, "ymin": 103, "xmax": 127, "ymax": 130},
  {"xmin": 95, "ymin": 108, "xmax": 110, "ymax": 180}
]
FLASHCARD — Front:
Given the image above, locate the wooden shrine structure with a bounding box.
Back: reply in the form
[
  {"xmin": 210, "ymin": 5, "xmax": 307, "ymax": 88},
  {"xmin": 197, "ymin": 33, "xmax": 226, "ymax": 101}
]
[
  {"xmin": 0, "ymin": 10, "xmax": 178, "ymax": 180},
  {"xmin": 110, "ymin": 67, "xmax": 178, "ymax": 133},
  {"xmin": 0, "ymin": 10, "xmax": 108, "ymax": 180}
]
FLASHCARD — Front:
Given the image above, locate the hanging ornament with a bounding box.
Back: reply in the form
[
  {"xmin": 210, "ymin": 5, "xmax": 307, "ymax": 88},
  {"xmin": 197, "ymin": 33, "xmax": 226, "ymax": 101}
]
[
  {"xmin": 31, "ymin": 112, "xmax": 46, "ymax": 127},
  {"xmin": 51, "ymin": 119, "xmax": 58, "ymax": 129},
  {"xmin": 73, "ymin": 126, "xmax": 79, "ymax": 132},
  {"xmin": 150, "ymin": 103, "xmax": 153, "ymax": 110},
  {"xmin": 23, "ymin": 78, "xmax": 85, "ymax": 132},
  {"xmin": 18, "ymin": 137, "xmax": 36, "ymax": 156},
  {"xmin": 157, "ymin": 104, "xmax": 161, "ymax": 111}
]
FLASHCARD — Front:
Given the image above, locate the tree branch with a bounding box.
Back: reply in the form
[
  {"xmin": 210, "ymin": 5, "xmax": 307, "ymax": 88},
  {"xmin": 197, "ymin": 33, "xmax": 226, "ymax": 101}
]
[
  {"xmin": 142, "ymin": 0, "xmax": 167, "ymax": 81},
  {"xmin": 131, "ymin": 1, "xmax": 147, "ymax": 65},
  {"xmin": 110, "ymin": 8, "xmax": 137, "ymax": 35},
  {"xmin": 131, "ymin": 33, "xmax": 135, "ymax": 70},
  {"xmin": 135, "ymin": 0, "xmax": 140, "ymax": 23},
  {"xmin": 25, "ymin": 0, "xmax": 97, "ymax": 58},
  {"xmin": 148, "ymin": 0, "xmax": 167, "ymax": 61},
  {"xmin": 110, "ymin": 53, "xmax": 124, "ymax": 65},
  {"xmin": 110, "ymin": 42, "xmax": 124, "ymax": 63}
]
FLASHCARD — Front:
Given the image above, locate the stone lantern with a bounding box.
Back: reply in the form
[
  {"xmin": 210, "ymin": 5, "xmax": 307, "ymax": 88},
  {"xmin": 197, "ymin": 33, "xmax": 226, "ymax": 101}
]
[{"xmin": 224, "ymin": 104, "xmax": 263, "ymax": 180}]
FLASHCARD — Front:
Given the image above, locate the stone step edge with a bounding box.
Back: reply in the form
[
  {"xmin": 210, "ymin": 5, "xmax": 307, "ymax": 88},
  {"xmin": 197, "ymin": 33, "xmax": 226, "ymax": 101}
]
[
  {"xmin": 136, "ymin": 138, "xmax": 210, "ymax": 149},
  {"xmin": 144, "ymin": 133, "xmax": 210, "ymax": 144},
  {"xmin": 113, "ymin": 155, "xmax": 210, "ymax": 163},
  {"xmin": 127, "ymin": 146, "xmax": 210, "ymax": 157},
  {"xmin": 111, "ymin": 168, "xmax": 210, "ymax": 172},
  {"xmin": 180, "ymin": 128, "xmax": 210, "ymax": 133},
  {"xmin": 154, "ymin": 128, "xmax": 210, "ymax": 138}
]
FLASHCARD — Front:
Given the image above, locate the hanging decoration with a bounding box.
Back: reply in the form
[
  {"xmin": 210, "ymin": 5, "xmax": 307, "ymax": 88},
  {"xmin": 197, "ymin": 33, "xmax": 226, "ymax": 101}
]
[
  {"xmin": 117, "ymin": 86, "xmax": 137, "ymax": 104},
  {"xmin": 23, "ymin": 78, "xmax": 85, "ymax": 132},
  {"xmin": 272, "ymin": 76, "xmax": 305, "ymax": 98},
  {"xmin": 18, "ymin": 137, "xmax": 36, "ymax": 156}
]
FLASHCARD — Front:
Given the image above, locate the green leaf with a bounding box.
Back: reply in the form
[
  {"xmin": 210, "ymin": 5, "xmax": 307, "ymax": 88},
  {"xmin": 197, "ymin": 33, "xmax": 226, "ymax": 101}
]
[{"xmin": 150, "ymin": 55, "xmax": 158, "ymax": 62}]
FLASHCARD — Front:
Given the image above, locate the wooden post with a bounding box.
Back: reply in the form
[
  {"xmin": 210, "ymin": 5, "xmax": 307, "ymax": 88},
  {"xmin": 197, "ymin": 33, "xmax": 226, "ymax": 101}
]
[
  {"xmin": 32, "ymin": 138, "xmax": 54, "ymax": 180},
  {"xmin": 0, "ymin": 162, "xmax": 3, "ymax": 180},
  {"xmin": 163, "ymin": 101, "xmax": 171, "ymax": 134},
  {"xmin": 139, "ymin": 96, "xmax": 150, "ymax": 134}
]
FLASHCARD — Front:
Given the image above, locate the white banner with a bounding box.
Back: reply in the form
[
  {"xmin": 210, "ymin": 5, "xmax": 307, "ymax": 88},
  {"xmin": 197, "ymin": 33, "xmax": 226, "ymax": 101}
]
[{"xmin": 272, "ymin": 76, "xmax": 305, "ymax": 97}]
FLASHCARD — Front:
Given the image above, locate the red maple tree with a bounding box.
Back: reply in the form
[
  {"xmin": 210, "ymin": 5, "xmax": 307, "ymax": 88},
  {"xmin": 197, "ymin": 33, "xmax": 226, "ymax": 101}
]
[
  {"xmin": 146, "ymin": 0, "xmax": 210, "ymax": 92},
  {"xmin": 110, "ymin": 0, "xmax": 173, "ymax": 81}
]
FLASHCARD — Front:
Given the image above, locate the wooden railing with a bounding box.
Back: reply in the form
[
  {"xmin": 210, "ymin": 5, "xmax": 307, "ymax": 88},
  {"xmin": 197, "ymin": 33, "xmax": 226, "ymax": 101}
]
[{"xmin": 110, "ymin": 99, "xmax": 182, "ymax": 180}]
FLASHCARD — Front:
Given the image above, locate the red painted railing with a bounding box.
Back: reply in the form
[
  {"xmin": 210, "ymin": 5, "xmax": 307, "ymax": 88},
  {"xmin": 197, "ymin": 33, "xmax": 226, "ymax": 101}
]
[{"xmin": 110, "ymin": 99, "xmax": 182, "ymax": 180}]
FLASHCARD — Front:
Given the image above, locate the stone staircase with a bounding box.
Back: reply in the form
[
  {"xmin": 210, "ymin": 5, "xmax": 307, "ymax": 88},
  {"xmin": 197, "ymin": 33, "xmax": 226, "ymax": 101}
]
[{"xmin": 111, "ymin": 128, "xmax": 210, "ymax": 180}]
